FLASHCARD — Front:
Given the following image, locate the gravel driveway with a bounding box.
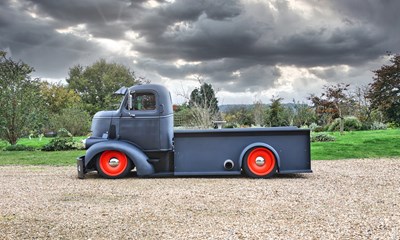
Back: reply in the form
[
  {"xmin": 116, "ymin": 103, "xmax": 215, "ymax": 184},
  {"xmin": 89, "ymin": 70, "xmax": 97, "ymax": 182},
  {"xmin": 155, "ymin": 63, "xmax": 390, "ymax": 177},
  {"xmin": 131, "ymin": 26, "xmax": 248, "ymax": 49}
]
[{"xmin": 1, "ymin": 159, "xmax": 399, "ymax": 239}]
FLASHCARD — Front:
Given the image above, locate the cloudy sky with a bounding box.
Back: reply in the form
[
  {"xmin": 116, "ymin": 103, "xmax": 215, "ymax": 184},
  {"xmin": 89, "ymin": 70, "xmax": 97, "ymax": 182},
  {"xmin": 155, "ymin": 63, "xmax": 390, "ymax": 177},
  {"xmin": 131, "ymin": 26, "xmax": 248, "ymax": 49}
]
[{"xmin": 1, "ymin": 0, "xmax": 399, "ymax": 104}]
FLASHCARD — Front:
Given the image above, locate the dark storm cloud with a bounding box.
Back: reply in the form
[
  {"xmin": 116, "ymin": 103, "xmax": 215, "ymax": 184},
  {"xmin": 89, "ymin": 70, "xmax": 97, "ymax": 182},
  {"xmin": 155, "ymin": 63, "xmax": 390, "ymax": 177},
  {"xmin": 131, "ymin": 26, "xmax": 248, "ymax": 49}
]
[
  {"xmin": 126, "ymin": 0, "xmax": 400, "ymax": 93},
  {"xmin": 136, "ymin": 57, "xmax": 280, "ymax": 93},
  {"xmin": 161, "ymin": 0, "xmax": 242, "ymax": 21},
  {"xmin": 28, "ymin": 0, "xmax": 137, "ymax": 39},
  {"xmin": 132, "ymin": 0, "xmax": 397, "ymax": 67},
  {"xmin": 1, "ymin": 0, "xmax": 399, "ymax": 97},
  {"xmin": 0, "ymin": 0, "xmax": 107, "ymax": 78}
]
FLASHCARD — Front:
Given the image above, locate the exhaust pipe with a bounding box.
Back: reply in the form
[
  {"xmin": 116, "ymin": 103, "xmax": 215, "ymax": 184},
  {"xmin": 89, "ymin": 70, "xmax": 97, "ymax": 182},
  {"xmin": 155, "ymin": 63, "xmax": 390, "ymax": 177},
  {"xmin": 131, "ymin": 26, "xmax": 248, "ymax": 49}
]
[{"xmin": 224, "ymin": 159, "xmax": 234, "ymax": 170}]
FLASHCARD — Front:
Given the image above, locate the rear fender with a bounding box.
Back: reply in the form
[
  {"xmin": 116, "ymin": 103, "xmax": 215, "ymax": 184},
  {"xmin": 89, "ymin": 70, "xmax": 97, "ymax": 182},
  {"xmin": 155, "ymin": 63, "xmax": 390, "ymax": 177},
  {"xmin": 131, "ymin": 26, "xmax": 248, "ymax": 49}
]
[
  {"xmin": 85, "ymin": 140, "xmax": 154, "ymax": 177},
  {"xmin": 238, "ymin": 142, "xmax": 281, "ymax": 171}
]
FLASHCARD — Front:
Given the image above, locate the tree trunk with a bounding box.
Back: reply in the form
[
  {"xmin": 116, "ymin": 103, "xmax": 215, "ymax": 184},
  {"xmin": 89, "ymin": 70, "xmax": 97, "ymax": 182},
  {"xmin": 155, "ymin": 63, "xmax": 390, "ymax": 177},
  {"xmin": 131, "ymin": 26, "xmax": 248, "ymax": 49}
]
[{"xmin": 339, "ymin": 117, "xmax": 344, "ymax": 135}]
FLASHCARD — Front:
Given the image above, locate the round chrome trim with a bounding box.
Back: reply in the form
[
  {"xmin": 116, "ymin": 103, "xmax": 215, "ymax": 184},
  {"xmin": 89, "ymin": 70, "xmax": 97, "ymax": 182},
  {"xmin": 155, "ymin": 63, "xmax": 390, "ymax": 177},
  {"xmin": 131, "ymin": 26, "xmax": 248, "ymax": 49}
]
[
  {"xmin": 255, "ymin": 156, "xmax": 265, "ymax": 166},
  {"xmin": 109, "ymin": 158, "xmax": 120, "ymax": 167}
]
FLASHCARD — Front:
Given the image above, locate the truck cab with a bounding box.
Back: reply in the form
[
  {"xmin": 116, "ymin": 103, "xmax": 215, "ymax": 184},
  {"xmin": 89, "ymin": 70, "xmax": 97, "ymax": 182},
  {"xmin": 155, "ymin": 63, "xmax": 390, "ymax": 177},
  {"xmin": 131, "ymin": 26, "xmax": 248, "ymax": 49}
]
[{"xmin": 81, "ymin": 84, "xmax": 174, "ymax": 177}]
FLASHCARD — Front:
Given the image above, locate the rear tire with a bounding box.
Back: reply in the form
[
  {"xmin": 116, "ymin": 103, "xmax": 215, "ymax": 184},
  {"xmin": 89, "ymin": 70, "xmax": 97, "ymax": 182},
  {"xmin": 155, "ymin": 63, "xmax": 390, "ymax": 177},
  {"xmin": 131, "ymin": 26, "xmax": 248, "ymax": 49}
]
[
  {"xmin": 96, "ymin": 150, "xmax": 132, "ymax": 179},
  {"xmin": 243, "ymin": 147, "xmax": 277, "ymax": 178}
]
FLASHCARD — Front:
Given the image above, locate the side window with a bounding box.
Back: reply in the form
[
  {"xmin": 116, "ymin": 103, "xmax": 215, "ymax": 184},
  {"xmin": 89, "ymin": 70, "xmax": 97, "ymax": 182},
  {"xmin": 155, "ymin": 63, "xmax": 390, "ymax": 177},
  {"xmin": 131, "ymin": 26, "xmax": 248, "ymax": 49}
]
[{"xmin": 128, "ymin": 93, "xmax": 156, "ymax": 111}]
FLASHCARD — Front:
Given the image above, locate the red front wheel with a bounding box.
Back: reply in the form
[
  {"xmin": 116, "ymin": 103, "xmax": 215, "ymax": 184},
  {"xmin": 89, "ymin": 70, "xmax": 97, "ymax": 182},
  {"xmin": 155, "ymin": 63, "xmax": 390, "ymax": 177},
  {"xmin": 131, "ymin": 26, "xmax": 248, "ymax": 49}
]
[
  {"xmin": 243, "ymin": 147, "xmax": 277, "ymax": 178},
  {"xmin": 96, "ymin": 150, "xmax": 132, "ymax": 178}
]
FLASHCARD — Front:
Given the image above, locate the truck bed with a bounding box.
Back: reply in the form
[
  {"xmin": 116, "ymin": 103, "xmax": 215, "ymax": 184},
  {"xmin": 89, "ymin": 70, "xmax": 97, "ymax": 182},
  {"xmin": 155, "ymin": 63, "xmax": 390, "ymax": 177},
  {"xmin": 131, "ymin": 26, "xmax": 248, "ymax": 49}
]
[{"xmin": 173, "ymin": 127, "xmax": 311, "ymax": 176}]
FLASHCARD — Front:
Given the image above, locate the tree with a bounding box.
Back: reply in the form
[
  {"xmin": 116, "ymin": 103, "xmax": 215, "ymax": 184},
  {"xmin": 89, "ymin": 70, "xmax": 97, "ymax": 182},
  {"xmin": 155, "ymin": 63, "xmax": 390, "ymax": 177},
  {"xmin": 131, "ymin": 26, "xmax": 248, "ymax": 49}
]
[
  {"xmin": 224, "ymin": 106, "xmax": 254, "ymax": 127},
  {"xmin": 0, "ymin": 51, "xmax": 44, "ymax": 145},
  {"xmin": 253, "ymin": 100, "xmax": 265, "ymax": 126},
  {"xmin": 49, "ymin": 107, "xmax": 90, "ymax": 136},
  {"xmin": 292, "ymin": 100, "xmax": 316, "ymax": 127},
  {"xmin": 188, "ymin": 81, "xmax": 220, "ymax": 128},
  {"xmin": 40, "ymin": 81, "xmax": 82, "ymax": 114},
  {"xmin": 352, "ymin": 85, "xmax": 374, "ymax": 126},
  {"xmin": 173, "ymin": 103, "xmax": 193, "ymax": 127},
  {"xmin": 189, "ymin": 82, "xmax": 219, "ymax": 114},
  {"xmin": 266, "ymin": 97, "xmax": 285, "ymax": 127},
  {"xmin": 309, "ymin": 83, "xmax": 352, "ymax": 134},
  {"xmin": 66, "ymin": 59, "xmax": 140, "ymax": 115},
  {"xmin": 368, "ymin": 55, "xmax": 400, "ymax": 125}
]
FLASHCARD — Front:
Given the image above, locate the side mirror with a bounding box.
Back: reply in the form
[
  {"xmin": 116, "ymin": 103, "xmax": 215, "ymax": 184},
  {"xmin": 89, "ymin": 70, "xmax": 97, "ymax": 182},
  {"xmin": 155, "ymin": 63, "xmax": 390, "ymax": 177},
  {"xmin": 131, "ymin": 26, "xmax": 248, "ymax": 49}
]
[{"xmin": 128, "ymin": 92, "xmax": 133, "ymax": 110}]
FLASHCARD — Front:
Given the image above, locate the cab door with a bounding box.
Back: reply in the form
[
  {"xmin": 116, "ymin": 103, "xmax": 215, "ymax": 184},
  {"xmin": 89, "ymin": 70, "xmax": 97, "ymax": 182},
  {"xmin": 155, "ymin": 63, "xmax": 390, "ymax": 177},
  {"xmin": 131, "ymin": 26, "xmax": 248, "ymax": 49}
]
[{"xmin": 119, "ymin": 90, "xmax": 160, "ymax": 150}]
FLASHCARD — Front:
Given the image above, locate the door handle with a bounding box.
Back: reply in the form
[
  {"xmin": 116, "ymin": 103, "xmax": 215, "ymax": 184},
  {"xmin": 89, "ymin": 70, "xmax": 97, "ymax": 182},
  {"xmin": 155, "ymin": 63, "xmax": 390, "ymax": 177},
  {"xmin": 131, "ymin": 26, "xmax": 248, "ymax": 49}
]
[{"xmin": 129, "ymin": 113, "xmax": 136, "ymax": 118}]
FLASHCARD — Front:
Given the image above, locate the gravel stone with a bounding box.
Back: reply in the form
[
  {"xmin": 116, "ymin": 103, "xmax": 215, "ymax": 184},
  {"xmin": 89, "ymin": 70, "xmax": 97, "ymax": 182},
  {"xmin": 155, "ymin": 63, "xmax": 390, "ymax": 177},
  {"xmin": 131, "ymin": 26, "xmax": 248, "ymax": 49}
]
[{"xmin": 0, "ymin": 158, "xmax": 399, "ymax": 239}]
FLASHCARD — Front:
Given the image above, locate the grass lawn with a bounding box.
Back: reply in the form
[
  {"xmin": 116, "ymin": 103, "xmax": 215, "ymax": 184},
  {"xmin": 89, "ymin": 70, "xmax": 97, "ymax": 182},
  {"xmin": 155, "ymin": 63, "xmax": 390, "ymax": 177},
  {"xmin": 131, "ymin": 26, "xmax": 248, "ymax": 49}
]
[
  {"xmin": 311, "ymin": 129, "xmax": 400, "ymax": 160},
  {"xmin": 0, "ymin": 129, "xmax": 399, "ymax": 166},
  {"xmin": 0, "ymin": 137, "xmax": 86, "ymax": 166},
  {"xmin": 0, "ymin": 150, "xmax": 86, "ymax": 166}
]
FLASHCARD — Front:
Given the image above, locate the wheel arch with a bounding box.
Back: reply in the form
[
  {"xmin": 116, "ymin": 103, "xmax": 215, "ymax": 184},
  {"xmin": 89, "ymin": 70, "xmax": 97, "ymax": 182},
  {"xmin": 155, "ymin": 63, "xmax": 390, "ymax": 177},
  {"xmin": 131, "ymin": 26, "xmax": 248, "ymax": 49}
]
[
  {"xmin": 85, "ymin": 140, "xmax": 155, "ymax": 177},
  {"xmin": 239, "ymin": 142, "xmax": 281, "ymax": 171}
]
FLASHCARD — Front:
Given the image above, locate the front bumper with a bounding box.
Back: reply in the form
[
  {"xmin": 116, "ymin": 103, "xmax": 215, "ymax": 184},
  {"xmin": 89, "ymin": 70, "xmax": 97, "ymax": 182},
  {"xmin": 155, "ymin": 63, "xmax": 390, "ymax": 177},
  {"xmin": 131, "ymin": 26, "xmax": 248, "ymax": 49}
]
[{"xmin": 77, "ymin": 156, "xmax": 86, "ymax": 179}]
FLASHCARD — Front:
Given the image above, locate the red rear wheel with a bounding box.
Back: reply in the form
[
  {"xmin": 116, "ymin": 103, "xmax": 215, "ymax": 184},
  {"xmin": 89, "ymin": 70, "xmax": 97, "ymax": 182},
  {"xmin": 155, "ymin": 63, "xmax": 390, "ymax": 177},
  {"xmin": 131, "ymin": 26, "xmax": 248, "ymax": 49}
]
[
  {"xmin": 96, "ymin": 150, "xmax": 131, "ymax": 178},
  {"xmin": 243, "ymin": 147, "xmax": 277, "ymax": 178}
]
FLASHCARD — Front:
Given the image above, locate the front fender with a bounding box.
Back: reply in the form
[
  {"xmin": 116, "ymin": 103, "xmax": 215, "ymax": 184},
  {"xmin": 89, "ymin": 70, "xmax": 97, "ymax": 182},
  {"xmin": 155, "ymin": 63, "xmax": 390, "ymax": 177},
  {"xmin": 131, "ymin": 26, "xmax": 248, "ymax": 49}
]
[{"xmin": 85, "ymin": 140, "xmax": 154, "ymax": 177}]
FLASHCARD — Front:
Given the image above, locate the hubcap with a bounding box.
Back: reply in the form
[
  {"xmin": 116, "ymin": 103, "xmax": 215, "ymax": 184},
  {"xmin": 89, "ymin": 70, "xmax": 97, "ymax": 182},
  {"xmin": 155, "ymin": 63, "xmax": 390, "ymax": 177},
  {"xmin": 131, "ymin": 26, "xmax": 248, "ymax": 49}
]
[
  {"xmin": 109, "ymin": 158, "xmax": 120, "ymax": 167},
  {"xmin": 255, "ymin": 156, "xmax": 265, "ymax": 166}
]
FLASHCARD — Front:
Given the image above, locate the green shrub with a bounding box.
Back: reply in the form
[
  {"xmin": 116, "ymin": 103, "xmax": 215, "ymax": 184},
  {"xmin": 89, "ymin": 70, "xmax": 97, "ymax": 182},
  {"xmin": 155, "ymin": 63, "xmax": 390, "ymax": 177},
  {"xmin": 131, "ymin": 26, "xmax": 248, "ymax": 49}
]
[
  {"xmin": 4, "ymin": 145, "xmax": 35, "ymax": 151},
  {"xmin": 328, "ymin": 116, "xmax": 362, "ymax": 132},
  {"xmin": 370, "ymin": 122, "xmax": 387, "ymax": 130},
  {"xmin": 42, "ymin": 137, "xmax": 78, "ymax": 151},
  {"xmin": 224, "ymin": 123, "xmax": 238, "ymax": 128},
  {"xmin": 49, "ymin": 108, "xmax": 90, "ymax": 136},
  {"xmin": 311, "ymin": 133, "xmax": 336, "ymax": 142},
  {"xmin": 57, "ymin": 128, "xmax": 72, "ymax": 137},
  {"xmin": 313, "ymin": 125, "xmax": 326, "ymax": 132},
  {"xmin": 309, "ymin": 123, "xmax": 319, "ymax": 132}
]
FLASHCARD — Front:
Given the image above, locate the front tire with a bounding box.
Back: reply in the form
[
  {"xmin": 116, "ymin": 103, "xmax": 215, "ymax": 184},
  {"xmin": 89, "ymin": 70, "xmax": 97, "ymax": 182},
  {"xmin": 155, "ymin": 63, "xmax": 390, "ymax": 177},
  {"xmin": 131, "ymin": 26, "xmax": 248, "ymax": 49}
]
[
  {"xmin": 96, "ymin": 150, "xmax": 132, "ymax": 179},
  {"xmin": 243, "ymin": 147, "xmax": 277, "ymax": 178}
]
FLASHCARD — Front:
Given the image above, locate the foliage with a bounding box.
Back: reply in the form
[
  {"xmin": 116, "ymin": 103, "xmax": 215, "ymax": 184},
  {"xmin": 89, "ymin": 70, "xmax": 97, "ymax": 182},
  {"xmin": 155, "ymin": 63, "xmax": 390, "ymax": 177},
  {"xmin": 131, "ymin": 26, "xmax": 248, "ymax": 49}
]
[
  {"xmin": 41, "ymin": 128, "xmax": 84, "ymax": 151},
  {"xmin": 57, "ymin": 128, "xmax": 73, "ymax": 137},
  {"xmin": 370, "ymin": 122, "xmax": 387, "ymax": 130},
  {"xmin": 368, "ymin": 55, "xmax": 400, "ymax": 125},
  {"xmin": 311, "ymin": 133, "xmax": 336, "ymax": 142},
  {"xmin": 328, "ymin": 116, "xmax": 362, "ymax": 132},
  {"xmin": 189, "ymin": 82, "xmax": 219, "ymax": 114},
  {"xmin": 352, "ymin": 85, "xmax": 373, "ymax": 125},
  {"xmin": 292, "ymin": 101, "xmax": 316, "ymax": 127},
  {"xmin": 186, "ymin": 81, "xmax": 220, "ymax": 128},
  {"xmin": 224, "ymin": 106, "xmax": 254, "ymax": 127},
  {"xmin": 265, "ymin": 97, "xmax": 285, "ymax": 127},
  {"xmin": 173, "ymin": 104, "xmax": 193, "ymax": 127},
  {"xmin": 0, "ymin": 51, "xmax": 46, "ymax": 145},
  {"xmin": 40, "ymin": 81, "xmax": 81, "ymax": 114},
  {"xmin": 3, "ymin": 145, "xmax": 35, "ymax": 151},
  {"xmin": 49, "ymin": 108, "xmax": 90, "ymax": 136},
  {"xmin": 309, "ymin": 123, "xmax": 319, "ymax": 131},
  {"xmin": 66, "ymin": 59, "xmax": 140, "ymax": 115},
  {"xmin": 41, "ymin": 136, "xmax": 83, "ymax": 151},
  {"xmin": 309, "ymin": 83, "xmax": 353, "ymax": 134},
  {"xmin": 253, "ymin": 100, "xmax": 265, "ymax": 126}
]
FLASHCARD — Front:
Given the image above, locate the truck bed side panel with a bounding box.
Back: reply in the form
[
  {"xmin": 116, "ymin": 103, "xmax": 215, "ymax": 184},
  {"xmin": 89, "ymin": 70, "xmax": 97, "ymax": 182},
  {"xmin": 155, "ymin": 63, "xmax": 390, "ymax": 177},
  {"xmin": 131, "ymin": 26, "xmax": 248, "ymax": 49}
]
[{"xmin": 173, "ymin": 128, "xmax": 311, "ymax": 175}]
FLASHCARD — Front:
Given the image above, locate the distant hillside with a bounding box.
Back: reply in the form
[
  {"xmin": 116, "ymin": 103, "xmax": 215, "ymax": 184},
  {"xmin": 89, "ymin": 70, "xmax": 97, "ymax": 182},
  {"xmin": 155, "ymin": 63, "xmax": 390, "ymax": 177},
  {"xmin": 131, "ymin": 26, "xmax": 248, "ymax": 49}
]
[
  {"xmin": 218, "ymin": 104, "xmax": 253, "ymax": 113},
  {"xmin": 219, "ymin": 103, "xmax": 300, "ymax": 113}
]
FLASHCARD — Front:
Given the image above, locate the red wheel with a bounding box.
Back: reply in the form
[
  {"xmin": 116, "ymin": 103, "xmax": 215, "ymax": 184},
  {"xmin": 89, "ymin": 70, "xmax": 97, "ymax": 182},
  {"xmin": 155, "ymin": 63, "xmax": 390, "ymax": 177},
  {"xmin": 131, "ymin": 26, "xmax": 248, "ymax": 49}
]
[
  {"xmin": 243, "ymin": 147, "xmax": 277, "ymax": 178},
  {"xmin": 96, "ymin": 150, "xmax": 131, "ymax": 178}
]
